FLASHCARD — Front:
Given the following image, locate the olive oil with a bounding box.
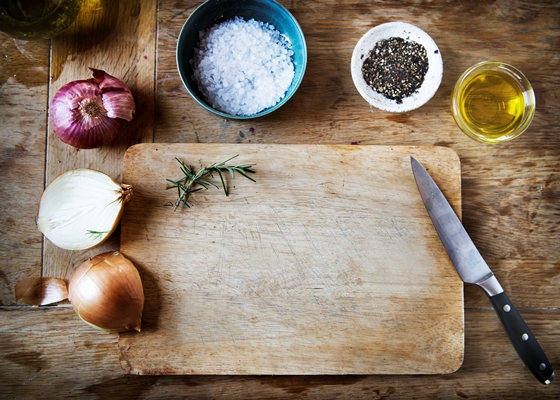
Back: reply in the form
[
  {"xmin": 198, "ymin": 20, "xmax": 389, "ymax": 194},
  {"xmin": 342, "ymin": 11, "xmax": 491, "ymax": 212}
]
[
  {"xmin": 0, "ymin": 0, "xmax": 82, "ymax": 40},
  {"xmin": 452, "ymin": 62, "xmax": 535, "ymax": 144}
]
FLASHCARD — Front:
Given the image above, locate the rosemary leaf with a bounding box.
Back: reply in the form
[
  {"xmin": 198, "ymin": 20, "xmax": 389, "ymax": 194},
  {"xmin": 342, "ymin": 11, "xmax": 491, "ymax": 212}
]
[{"xmin": 166, "ymin": 155, "xmax": 256, "ymax": 210}]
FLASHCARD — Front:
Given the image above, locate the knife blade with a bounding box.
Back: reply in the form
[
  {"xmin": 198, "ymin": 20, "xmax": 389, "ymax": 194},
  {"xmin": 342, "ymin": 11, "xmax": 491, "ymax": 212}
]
[{"xmin": 410, "ymin": 156, "xmax": 554, "ymax": 385}]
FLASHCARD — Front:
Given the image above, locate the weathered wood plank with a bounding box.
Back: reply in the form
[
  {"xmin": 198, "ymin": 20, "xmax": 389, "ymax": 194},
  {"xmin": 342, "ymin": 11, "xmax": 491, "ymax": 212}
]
[
  {"xmin": 0, "ymin": 37, "xmax": 50, "ymax": 306},
  {"xmin": 464, "ymin": 259, "xmax": 560, "ymax": 309},
  {"xmin": 1, "ymin": 307, "xmax": 558, "ymax": 399},
  {"xmin": 43, "ymin": 0, "xmax": 157, "ymax": 280}
]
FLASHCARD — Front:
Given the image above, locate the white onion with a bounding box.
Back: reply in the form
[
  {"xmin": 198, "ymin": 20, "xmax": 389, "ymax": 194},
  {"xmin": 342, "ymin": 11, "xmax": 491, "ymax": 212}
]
[{"xmin": 37, "ymin": 169, "xmax": 132, "ymax": 250}]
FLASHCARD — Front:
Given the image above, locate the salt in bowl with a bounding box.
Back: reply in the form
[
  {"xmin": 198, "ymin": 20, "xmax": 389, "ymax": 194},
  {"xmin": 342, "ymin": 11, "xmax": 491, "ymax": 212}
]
[{"xmin": 176, "ymin": 0, "xmax": 307, "ymax": 120}]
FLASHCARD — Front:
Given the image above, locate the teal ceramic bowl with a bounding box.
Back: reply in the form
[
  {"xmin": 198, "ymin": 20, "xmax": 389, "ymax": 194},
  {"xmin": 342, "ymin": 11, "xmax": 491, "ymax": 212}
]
[{"xmin": 176, "ymin": 0, "xmax": 307, "ymax": 120}]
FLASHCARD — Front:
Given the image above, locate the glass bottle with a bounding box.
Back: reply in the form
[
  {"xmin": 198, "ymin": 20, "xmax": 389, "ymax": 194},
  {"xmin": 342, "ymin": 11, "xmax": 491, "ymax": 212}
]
[{"xmin": 0, "ymin": 0, "xmax": 83, "ymax": 40}]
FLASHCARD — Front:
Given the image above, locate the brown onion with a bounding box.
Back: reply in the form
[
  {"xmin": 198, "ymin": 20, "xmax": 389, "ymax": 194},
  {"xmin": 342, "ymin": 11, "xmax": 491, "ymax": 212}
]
[{"xmin": 68, "ymin": 251, "xmax": 144, "ymax": 333}]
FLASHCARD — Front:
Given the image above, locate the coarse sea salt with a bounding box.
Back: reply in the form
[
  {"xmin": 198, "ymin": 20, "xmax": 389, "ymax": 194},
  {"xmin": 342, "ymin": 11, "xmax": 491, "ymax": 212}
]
[{"xmin": 191, "ymin": 17, "xmax": 295, "ymax": 116}]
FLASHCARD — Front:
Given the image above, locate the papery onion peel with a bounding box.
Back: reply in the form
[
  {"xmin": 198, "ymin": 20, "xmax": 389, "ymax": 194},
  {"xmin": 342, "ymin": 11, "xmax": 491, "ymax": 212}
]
[{"xmin": 14, "ymin": 277, "xmax": 68, "ymax": 306}]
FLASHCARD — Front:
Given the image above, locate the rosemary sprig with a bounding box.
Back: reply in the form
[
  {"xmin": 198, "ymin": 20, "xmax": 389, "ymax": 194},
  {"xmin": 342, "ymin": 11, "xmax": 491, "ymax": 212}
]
[
  {"xmin": 86, "ymin": 230, "xmax": 109, "ymax": 239},
  {"xmin": 166, "ymin": 155, "xmax": 256, "ymax": 210}
]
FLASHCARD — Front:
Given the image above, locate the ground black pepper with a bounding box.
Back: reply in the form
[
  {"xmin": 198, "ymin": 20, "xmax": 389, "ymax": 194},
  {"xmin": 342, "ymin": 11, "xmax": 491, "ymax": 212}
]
[{"xmin": 361, "ymin": 37, "xmax": 429, "ymax": 104}]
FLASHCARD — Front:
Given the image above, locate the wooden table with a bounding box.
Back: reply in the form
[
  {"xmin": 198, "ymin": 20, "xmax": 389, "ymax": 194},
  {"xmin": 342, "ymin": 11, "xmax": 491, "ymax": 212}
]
[{"xmin": 1, "ymin": 0, "xmax": 559, "ymax": 398}]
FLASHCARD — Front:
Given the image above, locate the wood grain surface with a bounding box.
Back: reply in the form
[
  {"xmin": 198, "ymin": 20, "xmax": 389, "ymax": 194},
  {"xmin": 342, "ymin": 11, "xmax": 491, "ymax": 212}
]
[
  {"xmin": 42, "ymin": 0, "xmax": 157, "ymax": 279},
  {"xmin": 0, "ymin": 37, "xmax": 48, "ymax": 306},
  {"xmin": 1, "ymin": 0, "xmax": 560, "ymax": 398},
  {"xmin": 118, "ymin": 144, "xmax": 463, "ymax": 375}
]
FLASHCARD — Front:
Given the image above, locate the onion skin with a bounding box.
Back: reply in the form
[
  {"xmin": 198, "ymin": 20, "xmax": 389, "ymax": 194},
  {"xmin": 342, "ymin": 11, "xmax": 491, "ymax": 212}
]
[
  {"xmin": 14, "ymin": 277, "xmax": 68, "ymax": 306},
  {"xmin": 50, "ymin": 68, "xmax": 135, "ymax": 149},
  {"xmin": 68, "ymin": 251, "xmax": 144, "ymax": 333}
]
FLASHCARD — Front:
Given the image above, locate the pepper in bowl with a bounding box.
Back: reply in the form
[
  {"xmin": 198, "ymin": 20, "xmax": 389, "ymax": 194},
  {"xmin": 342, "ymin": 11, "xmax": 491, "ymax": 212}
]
[{"xmin": 351, "ymin": 22, "xmax": 443, "ymax": 113}]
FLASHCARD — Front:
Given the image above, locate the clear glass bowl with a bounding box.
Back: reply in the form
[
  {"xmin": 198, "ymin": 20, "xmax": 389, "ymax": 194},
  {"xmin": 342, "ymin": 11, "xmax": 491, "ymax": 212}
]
[{"xmin": 451, "ymin": 61, "xmax": 536, "ymax": 144}]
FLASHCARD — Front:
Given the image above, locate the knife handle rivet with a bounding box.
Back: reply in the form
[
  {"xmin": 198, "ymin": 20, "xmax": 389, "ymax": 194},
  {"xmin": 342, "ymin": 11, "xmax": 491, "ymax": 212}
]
[
  {"xmin": 503, "ymin": 304, "xmax": 511, "ymax": 312},
  {"xmin": 540, "ymin": 363, "xmax": 547, "ymax": 371},
  {"xmin": 522, "ymin": 333, "xmax": 529, "ymax": 341}
]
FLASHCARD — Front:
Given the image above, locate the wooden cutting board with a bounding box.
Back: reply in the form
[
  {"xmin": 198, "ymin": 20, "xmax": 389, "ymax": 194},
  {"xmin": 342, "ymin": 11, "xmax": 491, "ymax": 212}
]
[{"xmin": 118, "ymin": 144, "xmax": 464, "ymax": 375}]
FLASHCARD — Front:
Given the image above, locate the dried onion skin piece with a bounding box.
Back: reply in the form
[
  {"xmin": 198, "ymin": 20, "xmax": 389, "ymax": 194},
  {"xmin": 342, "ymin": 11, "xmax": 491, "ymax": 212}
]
[{"xmin": 14, "ymin": 277, "xmax": 68, "ymax": 306}]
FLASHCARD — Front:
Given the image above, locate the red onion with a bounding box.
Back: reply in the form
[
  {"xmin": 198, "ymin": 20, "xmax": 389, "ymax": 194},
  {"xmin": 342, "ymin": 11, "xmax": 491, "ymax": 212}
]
[{"xmin": 50, "ymin": 68, "xmax": 135, "ymax": 149}]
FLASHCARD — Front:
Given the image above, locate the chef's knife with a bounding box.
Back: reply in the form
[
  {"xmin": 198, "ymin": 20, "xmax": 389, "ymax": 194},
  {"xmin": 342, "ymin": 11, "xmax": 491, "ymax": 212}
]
[{"xmin": 410, "ymin": 156, "xmax": 554, "ymax": 385}]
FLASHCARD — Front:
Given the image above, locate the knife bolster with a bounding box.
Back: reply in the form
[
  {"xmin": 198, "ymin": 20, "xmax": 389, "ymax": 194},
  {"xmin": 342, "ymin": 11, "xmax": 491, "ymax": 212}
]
[{"xmin": 478, "ymin": 274, "xmax": 504, "ymax": 297}]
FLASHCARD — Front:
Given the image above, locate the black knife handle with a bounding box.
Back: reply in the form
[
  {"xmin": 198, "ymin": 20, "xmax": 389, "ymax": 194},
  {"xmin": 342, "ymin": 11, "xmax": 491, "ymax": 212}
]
[{"xmin": 488, "ymin": 291, "xmax": 554, "ymax": 384}]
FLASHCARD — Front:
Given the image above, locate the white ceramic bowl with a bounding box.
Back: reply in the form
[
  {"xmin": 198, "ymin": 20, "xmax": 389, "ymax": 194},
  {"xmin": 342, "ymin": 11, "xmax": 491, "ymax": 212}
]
[{"xmin": 351, "ymin": 22, "xmax": 443, "ymax": 113}]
